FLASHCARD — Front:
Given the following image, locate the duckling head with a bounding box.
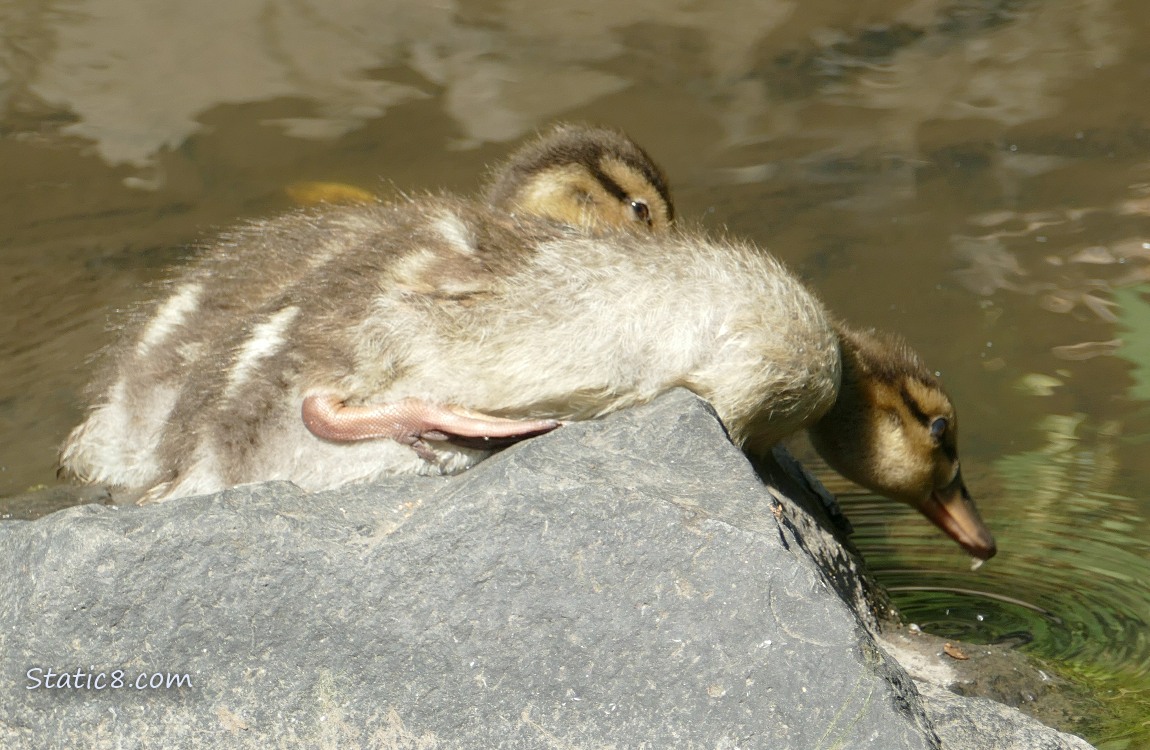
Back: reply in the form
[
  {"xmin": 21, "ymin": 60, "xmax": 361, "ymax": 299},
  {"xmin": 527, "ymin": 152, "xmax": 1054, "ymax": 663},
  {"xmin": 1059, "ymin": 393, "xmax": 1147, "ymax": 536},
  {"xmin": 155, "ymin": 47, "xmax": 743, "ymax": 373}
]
[
  {"xmin": 484, "ymin": 123, "xmax": 673, "ymax": 232},
  {"xmin": 807, "ymin": 325, "xmax": 997, "ymax": 560}
]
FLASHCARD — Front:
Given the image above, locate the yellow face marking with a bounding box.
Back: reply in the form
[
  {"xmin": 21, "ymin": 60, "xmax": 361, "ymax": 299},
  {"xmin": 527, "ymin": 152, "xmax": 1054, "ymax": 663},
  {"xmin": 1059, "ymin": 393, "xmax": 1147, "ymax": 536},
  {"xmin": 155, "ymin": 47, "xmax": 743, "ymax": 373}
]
[
  {"xmin": 509, "ymin": 161, "xmax": 670, "ymax": 232},
  {"xmin": 892, "ymin": 376, "xmax": 961, "ymax": 490},
  {"xmin": 823, "ymin": 372, "xmax": 961, "ymax": 504},
  {"xmin": 510, "ymin": 165, "xmax": 608, "ymax": 228},
  {"xmin": 600, "ymin": 158, "xmax": 672, "ymax": 231},
  {"xmin": 901, "ymin": 378, "xmax": 957, "ymax": 434}
]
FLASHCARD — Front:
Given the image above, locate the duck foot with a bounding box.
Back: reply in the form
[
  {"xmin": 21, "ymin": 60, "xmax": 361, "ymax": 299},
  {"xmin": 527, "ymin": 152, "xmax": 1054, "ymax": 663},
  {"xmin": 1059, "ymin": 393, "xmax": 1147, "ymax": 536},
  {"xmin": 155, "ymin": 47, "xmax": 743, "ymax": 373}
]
[{"xmin": 301, "ymin": 393, "xmax": 560, "ymax": 460}]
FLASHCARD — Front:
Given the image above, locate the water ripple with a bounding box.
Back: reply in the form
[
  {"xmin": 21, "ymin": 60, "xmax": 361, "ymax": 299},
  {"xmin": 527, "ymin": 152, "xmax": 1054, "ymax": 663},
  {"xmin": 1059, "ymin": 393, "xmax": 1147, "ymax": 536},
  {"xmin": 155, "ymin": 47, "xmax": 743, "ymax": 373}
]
[{"xmin": 843, "ymin": 492, "xmax": 1150, "ymax": 682}]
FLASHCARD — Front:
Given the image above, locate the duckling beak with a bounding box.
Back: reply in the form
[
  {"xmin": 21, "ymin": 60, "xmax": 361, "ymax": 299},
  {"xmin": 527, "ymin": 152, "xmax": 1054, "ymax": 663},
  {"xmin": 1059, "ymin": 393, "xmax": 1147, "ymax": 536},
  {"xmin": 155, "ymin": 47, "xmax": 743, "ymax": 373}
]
[{"xmin": 918, "ymin": 468, "xmax": 997, "ymax": 560}]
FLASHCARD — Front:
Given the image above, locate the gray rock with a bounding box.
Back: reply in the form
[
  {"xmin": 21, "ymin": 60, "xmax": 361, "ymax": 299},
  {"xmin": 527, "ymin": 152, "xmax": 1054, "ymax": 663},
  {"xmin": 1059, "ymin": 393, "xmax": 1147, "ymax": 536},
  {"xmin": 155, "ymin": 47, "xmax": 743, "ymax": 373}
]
[
  {"xmin": 916, "ymin": 683, "xmax": 1095, "ymax": 750},
  {"xmin": 0, "ymin": 390, "xmax": 1091, "ymax": 749}
]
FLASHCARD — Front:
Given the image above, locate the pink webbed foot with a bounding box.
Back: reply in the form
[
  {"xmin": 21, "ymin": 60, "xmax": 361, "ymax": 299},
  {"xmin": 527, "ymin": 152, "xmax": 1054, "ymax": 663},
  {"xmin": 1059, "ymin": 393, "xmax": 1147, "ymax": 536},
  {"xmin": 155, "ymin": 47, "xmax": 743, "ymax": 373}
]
[{"xmin": 301, "ymin": 393, "xmax": 561, "ymax": 460}]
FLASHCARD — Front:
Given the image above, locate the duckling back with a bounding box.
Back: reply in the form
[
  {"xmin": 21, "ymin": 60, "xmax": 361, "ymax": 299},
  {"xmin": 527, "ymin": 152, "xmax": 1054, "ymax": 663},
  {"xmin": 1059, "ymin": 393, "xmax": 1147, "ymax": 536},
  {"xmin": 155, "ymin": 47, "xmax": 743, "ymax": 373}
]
[{"xmin": 396, "ymin": 229, "xmax": 840, "ymax": 442}]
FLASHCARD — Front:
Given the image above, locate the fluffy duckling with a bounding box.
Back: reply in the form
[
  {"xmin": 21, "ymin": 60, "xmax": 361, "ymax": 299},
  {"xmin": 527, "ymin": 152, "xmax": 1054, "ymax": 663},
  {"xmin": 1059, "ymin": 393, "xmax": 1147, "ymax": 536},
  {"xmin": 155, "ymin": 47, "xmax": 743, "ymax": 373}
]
[
  {"xmin": 483, "ymin": 125, "xmax": 993, "ymax": 558},
  {"xmin": 61, "ymin": 126, "xmax": 995, "ymax": 560},
  {"xmin": 63, "ymin": 212, "xmax": 834, "ymax": 499},
  {"xmin": 59, "ymin": 124, "xmax": 671, "ymax": 494}
]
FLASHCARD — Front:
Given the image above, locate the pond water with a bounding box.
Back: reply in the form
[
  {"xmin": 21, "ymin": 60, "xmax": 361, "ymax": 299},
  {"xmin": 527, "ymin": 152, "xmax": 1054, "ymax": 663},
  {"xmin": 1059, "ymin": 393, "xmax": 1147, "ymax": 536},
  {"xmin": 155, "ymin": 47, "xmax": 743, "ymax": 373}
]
[{"xmin": 3, "ymin": 0, "xmax": 1150, "ymax": 745}]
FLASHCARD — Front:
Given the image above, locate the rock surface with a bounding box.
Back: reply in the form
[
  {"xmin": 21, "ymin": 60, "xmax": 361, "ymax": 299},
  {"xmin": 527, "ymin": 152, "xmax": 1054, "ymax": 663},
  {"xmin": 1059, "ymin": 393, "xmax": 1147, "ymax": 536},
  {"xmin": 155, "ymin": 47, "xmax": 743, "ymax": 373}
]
[
  {"xmin": 0, "ymin": 390, "xmax": 1093, "ymax": 749},
  {"xmin": 915, "ymin": 683, "xmax": 1094, "ymax": 750}
]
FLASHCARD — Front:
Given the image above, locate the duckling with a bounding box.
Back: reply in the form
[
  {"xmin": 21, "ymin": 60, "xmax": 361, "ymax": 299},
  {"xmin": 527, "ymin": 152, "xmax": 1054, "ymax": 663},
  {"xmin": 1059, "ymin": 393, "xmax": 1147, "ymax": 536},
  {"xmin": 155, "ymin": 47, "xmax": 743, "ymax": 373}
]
[
  {"xmin": 59, "ymin": 124, "xmax": 672, "ymax": 495},
  {"xmin": 63, "ymin": 211, "xmax": 830, "ymax": 497},
  {"xmin": 294, "ymin": 237, "xmax": 994, "ymax": 561},
  {"xmin": 483, "ymin": 125, "xmax": 992, "ymax": 558}
]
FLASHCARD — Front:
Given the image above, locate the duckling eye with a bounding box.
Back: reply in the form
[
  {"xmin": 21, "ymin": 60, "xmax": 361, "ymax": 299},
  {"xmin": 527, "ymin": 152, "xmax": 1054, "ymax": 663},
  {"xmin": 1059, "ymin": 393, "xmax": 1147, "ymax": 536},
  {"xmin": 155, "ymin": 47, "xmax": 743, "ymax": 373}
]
[
  {"xmin": 929, "ymin": 417, "xmax": 949, "ymax": 442},
  {"xmin": 629, "ymin": 199, "xmax": 651, "ymax": 226}
]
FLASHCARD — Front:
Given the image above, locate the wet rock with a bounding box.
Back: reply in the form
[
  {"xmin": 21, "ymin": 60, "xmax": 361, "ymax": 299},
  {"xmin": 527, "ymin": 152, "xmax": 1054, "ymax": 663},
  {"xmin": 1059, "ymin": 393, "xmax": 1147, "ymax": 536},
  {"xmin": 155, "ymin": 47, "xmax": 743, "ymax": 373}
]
[
  {"xmin": 917, "ymin": 683, "xmax": 1095, "ymax": 750},
  {"xmin": 879, "ymin": 628, "xmax": 1096, "ymax": 736},
  {"xmin": 0, "ymin": 389, "xmax": 1092, "ymax": 749}
]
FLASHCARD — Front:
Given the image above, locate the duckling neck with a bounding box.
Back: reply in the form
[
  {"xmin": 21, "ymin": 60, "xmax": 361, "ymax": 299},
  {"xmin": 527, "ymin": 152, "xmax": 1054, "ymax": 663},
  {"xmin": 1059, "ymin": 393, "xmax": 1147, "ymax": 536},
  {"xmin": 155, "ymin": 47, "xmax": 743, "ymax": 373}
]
[{"xmin": 806, "ymin": 326, "xmax": 871, "ymax": 475}]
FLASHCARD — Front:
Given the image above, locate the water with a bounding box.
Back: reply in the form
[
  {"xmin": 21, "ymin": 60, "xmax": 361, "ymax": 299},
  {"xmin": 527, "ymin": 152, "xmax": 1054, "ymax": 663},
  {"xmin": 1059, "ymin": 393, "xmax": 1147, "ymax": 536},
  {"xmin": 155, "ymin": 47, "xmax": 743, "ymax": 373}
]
[{"xmin": 3, "ymin": 0, "xmax": 1150, "ymax": 744}]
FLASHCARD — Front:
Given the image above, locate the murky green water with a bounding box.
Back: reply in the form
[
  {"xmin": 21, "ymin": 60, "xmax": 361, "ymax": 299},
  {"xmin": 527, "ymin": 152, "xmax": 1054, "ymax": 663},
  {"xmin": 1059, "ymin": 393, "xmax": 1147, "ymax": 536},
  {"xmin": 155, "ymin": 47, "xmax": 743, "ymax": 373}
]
[{"xmin": 3, "ymin": 0, "xmax": 1150, "ymax": 744}]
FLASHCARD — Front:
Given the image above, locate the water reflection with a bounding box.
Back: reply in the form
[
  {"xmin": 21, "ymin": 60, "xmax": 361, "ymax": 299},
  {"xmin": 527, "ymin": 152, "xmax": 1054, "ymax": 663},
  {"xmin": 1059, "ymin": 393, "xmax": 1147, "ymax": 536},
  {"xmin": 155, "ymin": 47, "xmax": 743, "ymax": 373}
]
[
  {"xmin": 4, "ymin": 0, "xmax": 808, "ymax": 167},
  {"xmin": 993, "ymin": 414, "xmax": 1150, "ymax": 674}
]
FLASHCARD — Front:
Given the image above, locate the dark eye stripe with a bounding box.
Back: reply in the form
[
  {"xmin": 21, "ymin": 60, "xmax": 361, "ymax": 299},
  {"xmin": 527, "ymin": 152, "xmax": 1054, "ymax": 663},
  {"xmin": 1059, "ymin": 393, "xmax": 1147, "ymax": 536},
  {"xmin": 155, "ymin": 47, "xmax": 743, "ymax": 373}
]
[
  {"xmin": 901, "ymin": 385, "xmax": 958, "ymax": 460},
  {"xmin": 898, "ymin": 385, "xmax": 932, "ymax": 427},
  {"xmin": 630, "ymin": 162, "xmax": 673, "ymax": 218},
  {"xmin": 588, "ymin": 163, "xmax": 630, "ymax": 202}
]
